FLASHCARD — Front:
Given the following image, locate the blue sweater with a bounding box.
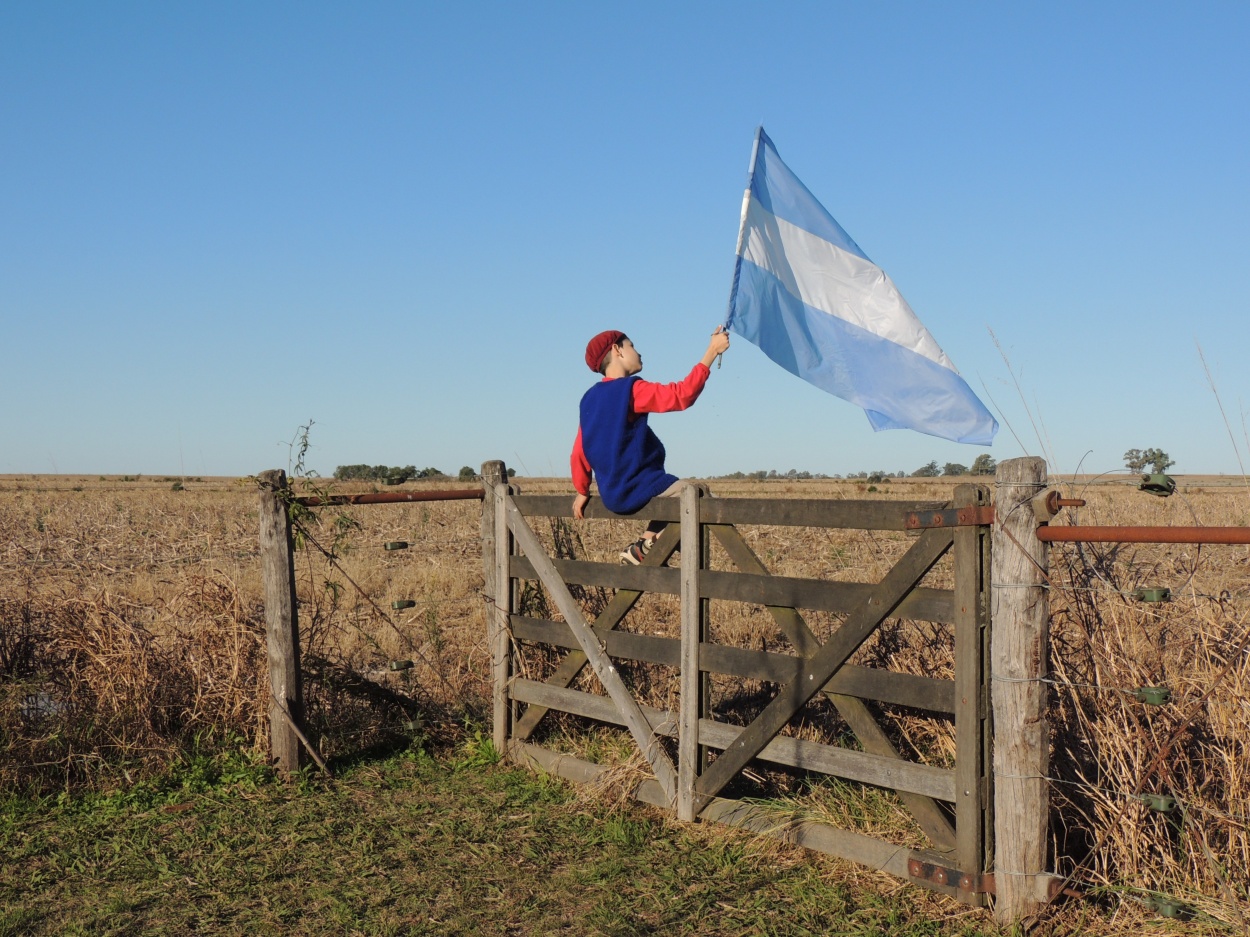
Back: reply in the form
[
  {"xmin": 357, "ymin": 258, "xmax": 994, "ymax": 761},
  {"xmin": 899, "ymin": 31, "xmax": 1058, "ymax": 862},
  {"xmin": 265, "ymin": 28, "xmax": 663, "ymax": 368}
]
[{"xmin": 579, "ymin": 377, "xmax": 678, "ymax": 514}]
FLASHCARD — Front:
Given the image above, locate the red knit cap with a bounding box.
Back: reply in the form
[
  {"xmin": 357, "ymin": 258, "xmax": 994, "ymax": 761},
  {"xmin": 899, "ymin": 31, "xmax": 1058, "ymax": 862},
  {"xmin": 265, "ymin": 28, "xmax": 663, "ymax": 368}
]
[{"xmin": 584, "ymin": 330, "xmax": 626, "ymax": 372}]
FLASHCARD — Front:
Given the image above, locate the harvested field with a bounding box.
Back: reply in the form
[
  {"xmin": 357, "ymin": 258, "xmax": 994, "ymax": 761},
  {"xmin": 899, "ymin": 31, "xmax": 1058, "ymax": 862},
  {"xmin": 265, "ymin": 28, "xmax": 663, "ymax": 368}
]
[{"xmin": 2, "ymin": 471, "xmax": 1248, "ymax": 931}]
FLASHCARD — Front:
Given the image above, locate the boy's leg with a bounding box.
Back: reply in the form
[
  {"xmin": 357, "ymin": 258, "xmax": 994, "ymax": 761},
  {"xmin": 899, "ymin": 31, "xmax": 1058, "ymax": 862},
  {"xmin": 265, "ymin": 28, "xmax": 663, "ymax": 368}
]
[
  {"xmin": 641, "ymin": 480, "xmax": 687, "ymax": 543},
  {"xmin": 621, "ymin": 481, "xmax": 703, "ymax": 564}
]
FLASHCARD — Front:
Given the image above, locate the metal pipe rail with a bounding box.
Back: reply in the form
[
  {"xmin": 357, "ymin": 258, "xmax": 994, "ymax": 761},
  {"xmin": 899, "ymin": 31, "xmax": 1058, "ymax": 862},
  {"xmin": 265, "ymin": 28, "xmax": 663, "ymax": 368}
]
[
  {"xmin": 1036, "ymin": 525, "xmax": 1250, "ymax": 544},
  {"xmin": 295, "ymin": 488, "xmax": 485, "ymax": 507}
]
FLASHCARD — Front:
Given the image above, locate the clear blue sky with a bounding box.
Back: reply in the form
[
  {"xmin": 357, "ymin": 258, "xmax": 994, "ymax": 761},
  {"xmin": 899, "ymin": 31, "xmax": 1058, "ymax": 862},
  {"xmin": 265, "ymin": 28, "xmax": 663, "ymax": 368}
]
[{"xmin": 3, "ymin": 2, "xmax": 1248, "ymax": 479}]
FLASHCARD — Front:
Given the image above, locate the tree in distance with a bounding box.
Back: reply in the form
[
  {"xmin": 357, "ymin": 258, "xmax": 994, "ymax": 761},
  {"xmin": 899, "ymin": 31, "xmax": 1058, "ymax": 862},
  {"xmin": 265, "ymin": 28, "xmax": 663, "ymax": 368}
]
[
  {"xmin": 942, "ymin": 462, "xmax": 968, "ymax": 477},
  {"xmin": 458, "ymin": 466, "xmax": 476, "ymax": 480},
  {"xmin": 911, "ymin": 460, "xmax": 940, "ymax": 478},
  {"xmin": 1123, "ymin": 448, "xmax": 1174, "ymax": 475},
  {"xmin": 333, "ymin": 465, "xmax": 447, "ymax": 485},
  {"xmin": 970, "ymin": 454, "xmax": 996, "ymax": 476}
]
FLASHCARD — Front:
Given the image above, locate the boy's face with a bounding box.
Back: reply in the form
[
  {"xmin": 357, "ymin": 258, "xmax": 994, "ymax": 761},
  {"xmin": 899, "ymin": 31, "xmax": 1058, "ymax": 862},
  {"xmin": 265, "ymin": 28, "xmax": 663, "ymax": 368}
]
[{"xmin": 614, "ymin": 339, "xmax": 643, "ymax": 375}]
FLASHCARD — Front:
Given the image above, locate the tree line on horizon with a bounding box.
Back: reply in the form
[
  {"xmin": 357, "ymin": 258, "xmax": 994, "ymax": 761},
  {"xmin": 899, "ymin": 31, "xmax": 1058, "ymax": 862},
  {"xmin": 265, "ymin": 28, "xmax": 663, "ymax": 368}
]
[
  {"xmin": 332, "ymin": 464, "xmax": 514, "ymax": 484},
  {"xmin": 333, "ymin": 448, "xmax": 1172, "ymax": 486}
]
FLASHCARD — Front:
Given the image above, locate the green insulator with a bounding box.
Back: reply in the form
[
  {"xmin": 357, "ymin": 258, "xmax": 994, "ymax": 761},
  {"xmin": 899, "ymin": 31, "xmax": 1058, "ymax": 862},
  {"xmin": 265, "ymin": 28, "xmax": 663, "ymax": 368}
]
[
  {"xmin": 1155, "ymin": 898, "xmax": 1188, "ymax": 919},
  {"xmin": 392, "ymin": 599, "xmax": 416, "ymax": 610},
  {"xmin": 1139, "ymin": 473, "xmax": 1176, "ymax": 497},
  {"xmin": 384, "ymin": 541, "xmax": 409, "ymax": 551},
  {"xmin": 1132, "ymin": 587, "xmax": 1171, "ymax": 603},
  {"xmin": 1133, "ymin": 686, "xmax": 1171, "ymax": 705},
  {"xmin": 389, "ymin": 659, "xmax": 414, "ymax": 671},
  {"xmin": 1138, "ymin": 793, "xmax": 1176, "ymax": 812}
]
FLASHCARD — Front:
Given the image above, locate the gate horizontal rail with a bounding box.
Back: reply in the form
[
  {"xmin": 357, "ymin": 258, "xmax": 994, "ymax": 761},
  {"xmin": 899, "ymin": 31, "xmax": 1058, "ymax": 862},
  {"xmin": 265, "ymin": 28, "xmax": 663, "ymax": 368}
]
[
  {"xmin": 510, "ymin": 616, "xmax": 956, "ymax": 712},
  {"xmin": 511, "ymin": 493, "xmax": 949, "ymax": 529},
  {"xmin": 509, "ymin": 555, "xmax": 955, "ymax": 622},
  {"xmin": 295, "ymin": 487, "xmax": 484, "ymax": 506},
  {"xmin": 509, "ymin": 679, "xmax": 957, "ymax": 801}
]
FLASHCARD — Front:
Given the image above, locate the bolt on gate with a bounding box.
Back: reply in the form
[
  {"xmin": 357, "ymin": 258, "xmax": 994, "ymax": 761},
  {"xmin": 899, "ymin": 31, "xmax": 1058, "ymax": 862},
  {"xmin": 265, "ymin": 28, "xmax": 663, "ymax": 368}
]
[{"xmin": 481, "ymin": 465, "xmax": 997, "ymax": 906}]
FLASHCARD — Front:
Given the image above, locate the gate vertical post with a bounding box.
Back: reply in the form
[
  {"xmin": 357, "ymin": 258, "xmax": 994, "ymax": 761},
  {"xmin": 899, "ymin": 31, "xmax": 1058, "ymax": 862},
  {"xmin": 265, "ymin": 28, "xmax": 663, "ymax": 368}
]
[
  {"xmin": 991, "ymin": 457, "xmax": 1050, "ymax": 922},
  {"xmin": 953, "ymin": 483, "xmax": 990, "ymax": 905},
  {"xmin": 678, "ymin": 483, "xmax": 704, "ymax": 821},
  {"xmin": 257, "ymin": 469, "xmax": 304, "ymax": 776},
  {"xmin": 481, "ymin": 461, "xmax": 512, "ymax": 754}
]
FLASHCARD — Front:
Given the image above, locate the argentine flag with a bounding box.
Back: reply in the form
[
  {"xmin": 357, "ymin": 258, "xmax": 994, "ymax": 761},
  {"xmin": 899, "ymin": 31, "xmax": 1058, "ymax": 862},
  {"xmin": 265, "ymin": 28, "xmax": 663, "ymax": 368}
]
[{"xmin": 726, "ymin": 128, "xmax": 997, "ymax": 446}]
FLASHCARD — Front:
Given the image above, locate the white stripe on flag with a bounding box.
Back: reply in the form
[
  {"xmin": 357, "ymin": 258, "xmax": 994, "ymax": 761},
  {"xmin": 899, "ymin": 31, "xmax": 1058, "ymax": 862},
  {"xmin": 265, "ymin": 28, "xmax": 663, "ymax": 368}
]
[{"xmin": 741, "ymin": 194, "xmax": 953, "ymax": 371}]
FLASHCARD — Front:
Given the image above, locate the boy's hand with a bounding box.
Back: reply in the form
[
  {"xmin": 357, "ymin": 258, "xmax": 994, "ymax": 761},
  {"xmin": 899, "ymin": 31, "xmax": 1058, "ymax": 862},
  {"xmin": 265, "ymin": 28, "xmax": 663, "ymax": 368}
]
[
  {"xmin": 572, "ymin": 493, "xmax": 590, "ymax": 519},
  {"xmin": 701, "ymin": 326, "xmax": 731, "ymax": 368}
]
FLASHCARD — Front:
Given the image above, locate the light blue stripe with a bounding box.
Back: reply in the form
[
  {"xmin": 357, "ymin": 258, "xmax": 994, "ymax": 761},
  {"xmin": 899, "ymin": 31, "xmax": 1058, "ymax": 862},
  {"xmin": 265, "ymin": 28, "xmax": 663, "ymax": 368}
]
[
  {"xmin": 751, "ymin": 129, "xmax": 869, "ymax": 263},
  {"xmin": 730, "ymin": 260, "xmax": 998, "ymax": 446}
]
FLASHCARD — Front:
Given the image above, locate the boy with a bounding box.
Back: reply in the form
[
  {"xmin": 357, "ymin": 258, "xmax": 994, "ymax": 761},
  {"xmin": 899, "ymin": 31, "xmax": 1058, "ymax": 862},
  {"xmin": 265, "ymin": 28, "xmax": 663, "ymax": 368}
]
[{"xmin": 572, "ymin": 326, "xmax": 731, "ymax": 563}]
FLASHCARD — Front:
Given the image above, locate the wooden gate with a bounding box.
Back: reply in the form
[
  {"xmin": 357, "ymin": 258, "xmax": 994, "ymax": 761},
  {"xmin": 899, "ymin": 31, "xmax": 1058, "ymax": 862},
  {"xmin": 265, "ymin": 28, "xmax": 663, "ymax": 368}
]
[{"xmin": 483, "ymin": 476, "xmax": 994, "ymax": 905}]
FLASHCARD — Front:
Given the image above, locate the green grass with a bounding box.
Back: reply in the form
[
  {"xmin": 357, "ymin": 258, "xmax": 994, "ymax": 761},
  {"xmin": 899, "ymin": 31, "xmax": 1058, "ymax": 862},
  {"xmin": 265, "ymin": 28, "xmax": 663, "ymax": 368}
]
[{"xmin": 1, "ymin": 741, "xmax": 999, "ymax": 937}]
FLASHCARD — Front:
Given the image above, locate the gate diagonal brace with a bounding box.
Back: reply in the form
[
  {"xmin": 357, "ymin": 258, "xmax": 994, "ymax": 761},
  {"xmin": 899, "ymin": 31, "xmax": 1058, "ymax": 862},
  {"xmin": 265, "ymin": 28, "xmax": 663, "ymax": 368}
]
[
  {"xmin": 693, "ymin": 527, "xmax": 954, "ymax": 808},
  {"xmin": 905, "ymin": 506, "xmax": 994, "ymax": 530}
]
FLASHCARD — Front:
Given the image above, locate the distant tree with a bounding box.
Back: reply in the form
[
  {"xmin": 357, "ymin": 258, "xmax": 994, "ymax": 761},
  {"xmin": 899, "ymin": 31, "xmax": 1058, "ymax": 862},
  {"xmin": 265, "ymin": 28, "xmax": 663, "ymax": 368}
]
[
  {"xmin": 1124, "ymin": 448, "xmax": 1174, "ymax": 475},
  {"xmin": 866, "ymin": 470, "xmax": 891, "ymax": 484},
  {"xmin": 911, "ymin": 460, "xmax": 940, "ymax": 478},
  {"xmin": 970, "ymin": 454, "xmax": 997, "ymax": 476},
  {"xmin": 458, "ymin": 466, "xmax": 476, "ymax": 480},
  {"xmin": 942, "ymin": 462, "xmax": 968, "ymax": 477},
  {"xmin": 506, "ymin": 468, "xmax": 516, "ymax": 478}
]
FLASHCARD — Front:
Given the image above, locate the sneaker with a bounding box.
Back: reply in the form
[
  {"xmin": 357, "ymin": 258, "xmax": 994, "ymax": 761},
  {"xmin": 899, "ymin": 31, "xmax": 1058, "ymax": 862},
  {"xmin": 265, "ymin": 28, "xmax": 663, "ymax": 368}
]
[{"xmin": 619, "ymin": 538, "xmax": 651, "ymax": 565}]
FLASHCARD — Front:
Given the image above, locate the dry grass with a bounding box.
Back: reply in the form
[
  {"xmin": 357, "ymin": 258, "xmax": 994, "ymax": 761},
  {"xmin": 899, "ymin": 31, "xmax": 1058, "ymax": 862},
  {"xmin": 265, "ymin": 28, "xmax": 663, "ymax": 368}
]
[{"xmin": 3, "ymin": 471, "xmax": 1249, "ymax": 929}]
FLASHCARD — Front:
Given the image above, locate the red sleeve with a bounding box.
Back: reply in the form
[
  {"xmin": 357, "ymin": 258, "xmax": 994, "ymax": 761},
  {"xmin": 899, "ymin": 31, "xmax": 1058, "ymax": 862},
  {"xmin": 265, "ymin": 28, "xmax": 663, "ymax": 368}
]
[
  {"xmin": 571, "ymin": 426, "xmax": 592, "ymax": 495},
  {"xmin": 631, "ymin": 363, "xmax": 711, "ymax": 415}
]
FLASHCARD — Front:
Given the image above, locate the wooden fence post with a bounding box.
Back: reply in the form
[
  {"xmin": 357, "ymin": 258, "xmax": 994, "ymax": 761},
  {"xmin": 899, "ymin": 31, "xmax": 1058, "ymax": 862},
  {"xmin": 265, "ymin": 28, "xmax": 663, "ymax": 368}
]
[
  {"xmin": 257, "ymin": 469, "xmax": 304, "ymax": 775},
  {"xmin": 480, "ymin": 461, "xmax": 511, "ymax": 754},
  {"xmin": 953, "ymin": 482, "xmax": 990, "ymax": 905},
  {"xmin": 991, "ymin": 457, "xmax": 1050, "ymax": 922},
  {"xmin": 677, "ymin": 483, "xmax": 703, "ymax": 822}
]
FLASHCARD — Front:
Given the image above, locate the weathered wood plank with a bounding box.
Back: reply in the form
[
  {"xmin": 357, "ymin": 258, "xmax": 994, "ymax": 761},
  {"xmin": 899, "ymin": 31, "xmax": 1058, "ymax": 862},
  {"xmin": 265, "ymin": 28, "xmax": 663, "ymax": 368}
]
[
  {"xmin": 491, "ymin": 482, "xmax": 513, "ymax": 752},
  {"xmin": 678, "ymin": 484, "xmax": 702, "ymax": 821},
  {"xmin": 510, "ymin": 555, "xmax": 953, "ymax": 623},
  {"xmin": 508, "ymin": 681, "xmax": 956, "ymax": 800},
  {"xmin": 708, "ymin": 524, "xmax": 957, "ymax": 849},
  {"xmin": 511, "ymin": 555, "xmax": 678, "ymax": 595},
  {"xmin": 694, "ymin": 528, "xmax": 954, "ymax": 806},
  {"xmin": 991, "ymin": 458, "xmax": 1050, "ymax": 923},
  {"xmin": 509, "ymin": 741, "xmax": 961, "ymax": 898},
  {"xmin": 257, "ymin": 469, "xmax": 304, "ymax": 776},
  {"xmin": 953, "ymin": 483, "xmax": 990, "ymax": 905},
  {"xmin": 509, "ymin": 524, "xmax": 680, "ymax": 741},
  {"xmin": 510, "ymin": 617, "xmax": 956, "ymax": 713},
  {"xmin": 701, "ymin": 570, "xmax": 954, "ymax": 623},
  {"xmin": 511, "ymin": 494, "xmax": 947, "ymax": 530},
  {"xmin": 503, "ymin": 495, "xmax": 678, "ymax": 803}
]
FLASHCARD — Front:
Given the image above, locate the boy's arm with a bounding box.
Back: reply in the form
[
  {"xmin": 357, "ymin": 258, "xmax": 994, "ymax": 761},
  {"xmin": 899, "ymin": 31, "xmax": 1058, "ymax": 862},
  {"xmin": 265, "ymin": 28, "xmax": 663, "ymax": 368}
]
[
  {"xmin": 632, "ymin": 329, "xmax": 730, "ymax": 414},
  {"xmin": 571, "ymin": 427, "xmax": 592, "ymax": 519},
  {"xmin": 632, "ymin": 364, "xmax": 710, "ymax": 414}
]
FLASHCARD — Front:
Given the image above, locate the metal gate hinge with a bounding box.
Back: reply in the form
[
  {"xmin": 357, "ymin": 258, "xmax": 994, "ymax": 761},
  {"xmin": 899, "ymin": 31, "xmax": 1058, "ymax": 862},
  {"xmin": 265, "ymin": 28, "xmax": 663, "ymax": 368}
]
[
  {"xmin": 905, "ymin": 506, "xmax": 995, "ymax": 530},
  {"xmin": 907, "ymin": 858, "xmax": 995, "ymax": 893}
]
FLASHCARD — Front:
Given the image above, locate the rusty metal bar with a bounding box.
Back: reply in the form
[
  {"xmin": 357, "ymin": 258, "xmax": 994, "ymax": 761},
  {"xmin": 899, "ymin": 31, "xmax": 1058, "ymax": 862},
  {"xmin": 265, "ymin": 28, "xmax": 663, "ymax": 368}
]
[
  {"xmin": 1036, "ymin": 525, "xmax": 1250, "ymax": 544},
  {"xmin": 295, "ymin": 488, "xmax": 485, "ymax": 507}
]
